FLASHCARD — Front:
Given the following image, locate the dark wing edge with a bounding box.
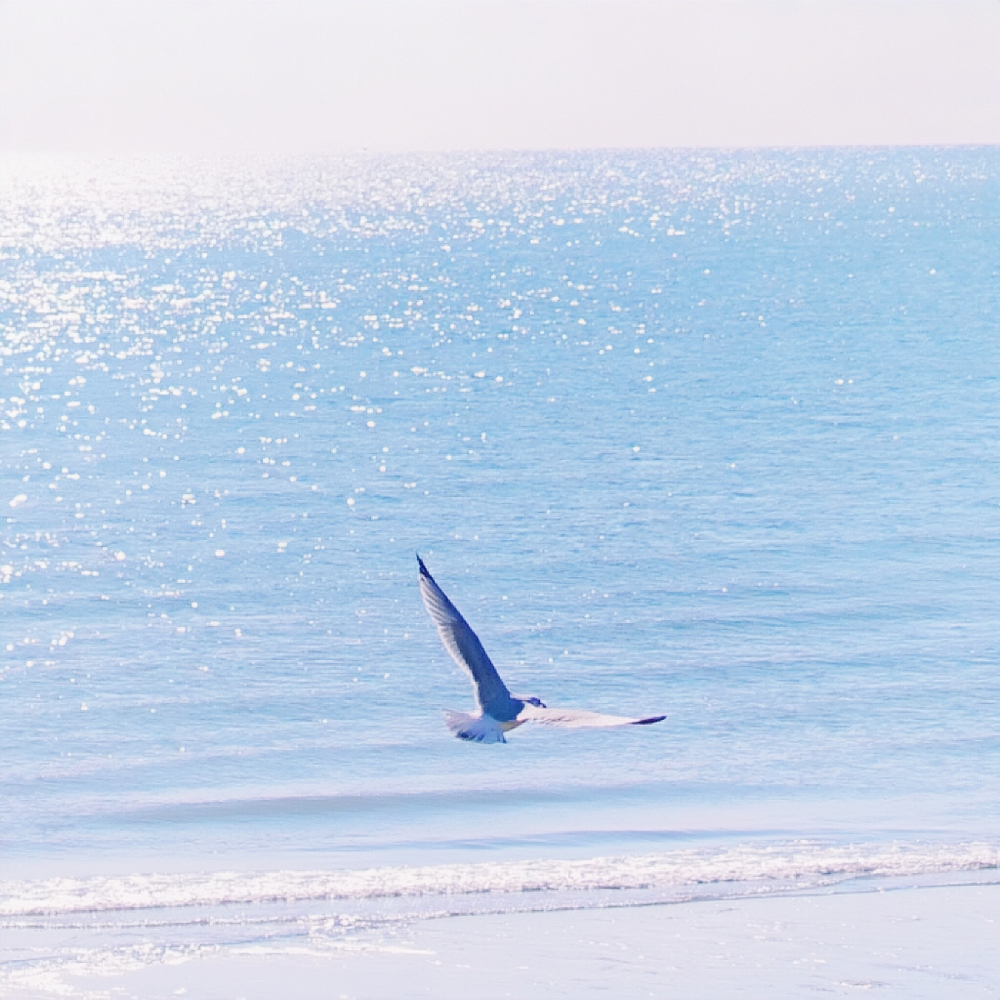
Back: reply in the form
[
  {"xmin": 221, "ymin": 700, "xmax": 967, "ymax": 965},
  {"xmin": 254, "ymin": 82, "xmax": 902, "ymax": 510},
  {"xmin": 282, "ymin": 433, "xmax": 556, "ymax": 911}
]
[{"xmin": 417, "ymin": 556, "xmax": 512, "ymax": 711}]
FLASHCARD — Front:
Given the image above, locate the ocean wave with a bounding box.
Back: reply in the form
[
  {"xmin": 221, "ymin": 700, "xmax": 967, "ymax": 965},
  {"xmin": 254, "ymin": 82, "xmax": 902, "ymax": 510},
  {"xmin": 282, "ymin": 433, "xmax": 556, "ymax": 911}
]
[{"xmin": 3, "ymin": 840, "xmax": 996, "ymax": 918}]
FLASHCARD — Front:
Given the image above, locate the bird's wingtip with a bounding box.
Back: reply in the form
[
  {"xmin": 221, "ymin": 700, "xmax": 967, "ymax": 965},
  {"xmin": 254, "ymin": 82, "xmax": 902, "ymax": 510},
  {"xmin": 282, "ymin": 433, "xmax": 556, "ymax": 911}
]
[
  {"xmin": 416, "ymin": 553, "xmax": 428, "ymax": 575},
  {"xmin": 631, "ymin": 715, "xmax": 666, "ymax": 726}
]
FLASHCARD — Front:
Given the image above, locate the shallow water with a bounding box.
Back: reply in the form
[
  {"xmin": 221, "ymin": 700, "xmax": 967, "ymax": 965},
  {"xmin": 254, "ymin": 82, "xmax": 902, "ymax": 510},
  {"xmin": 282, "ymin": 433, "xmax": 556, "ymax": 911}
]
[{"xmin": 1, "ymin": 149, "xmax": 997, "ymax": 987}]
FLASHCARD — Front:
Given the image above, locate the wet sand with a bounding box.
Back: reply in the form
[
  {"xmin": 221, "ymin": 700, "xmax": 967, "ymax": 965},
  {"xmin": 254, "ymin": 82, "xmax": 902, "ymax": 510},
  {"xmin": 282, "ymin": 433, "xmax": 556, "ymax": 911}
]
[{"xmin": 47, "ymin": 881, "xmax": 998, "ymax": 1000}]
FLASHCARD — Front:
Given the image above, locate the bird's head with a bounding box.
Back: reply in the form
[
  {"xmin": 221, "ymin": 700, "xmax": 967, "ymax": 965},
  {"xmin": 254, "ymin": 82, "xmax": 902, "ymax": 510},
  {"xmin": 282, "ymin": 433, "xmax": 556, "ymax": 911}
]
[{"xmin": 519, "ymin": 695, "xmax": 547, "ymax": 708}]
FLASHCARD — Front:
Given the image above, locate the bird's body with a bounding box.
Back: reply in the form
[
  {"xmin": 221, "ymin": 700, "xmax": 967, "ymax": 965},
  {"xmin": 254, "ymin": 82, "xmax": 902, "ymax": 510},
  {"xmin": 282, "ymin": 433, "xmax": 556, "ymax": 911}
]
[{"xmin": 417, "ymin": 555, "xmax": 665, "ymax": 743}]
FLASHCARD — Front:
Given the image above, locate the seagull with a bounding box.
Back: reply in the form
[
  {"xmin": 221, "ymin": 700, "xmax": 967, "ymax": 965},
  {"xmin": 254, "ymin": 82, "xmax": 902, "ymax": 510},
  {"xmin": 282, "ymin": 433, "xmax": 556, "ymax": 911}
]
[{"xmin": 418, "ymin": 555, "xmax": 665, "ymax": 743}]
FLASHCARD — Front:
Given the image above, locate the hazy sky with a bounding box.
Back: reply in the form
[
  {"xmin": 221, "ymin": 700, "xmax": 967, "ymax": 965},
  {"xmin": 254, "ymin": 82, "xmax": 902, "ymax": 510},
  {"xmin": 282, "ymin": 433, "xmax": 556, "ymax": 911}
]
[{"xmin": 2, "ymin": 0, "xmax": 998, "ymax": 153}]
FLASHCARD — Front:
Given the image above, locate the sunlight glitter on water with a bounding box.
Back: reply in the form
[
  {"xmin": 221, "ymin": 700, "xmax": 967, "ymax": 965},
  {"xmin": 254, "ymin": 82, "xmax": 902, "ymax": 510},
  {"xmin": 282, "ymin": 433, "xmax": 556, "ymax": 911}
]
[{"xmin": 1, "ymin": 150, "xmax": 997, "ymax": 890}]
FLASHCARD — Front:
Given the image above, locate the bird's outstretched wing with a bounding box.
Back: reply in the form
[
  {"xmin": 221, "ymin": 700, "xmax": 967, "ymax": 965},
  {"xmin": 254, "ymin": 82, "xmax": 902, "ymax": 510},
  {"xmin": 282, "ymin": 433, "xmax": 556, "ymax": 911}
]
[
  {"xmin": 517, "ymin": 704, "xmax": 666, "ymax": 729},
  {"xmin": 418, "ymin": 556, "xmax": 513, "ymax": 713}
]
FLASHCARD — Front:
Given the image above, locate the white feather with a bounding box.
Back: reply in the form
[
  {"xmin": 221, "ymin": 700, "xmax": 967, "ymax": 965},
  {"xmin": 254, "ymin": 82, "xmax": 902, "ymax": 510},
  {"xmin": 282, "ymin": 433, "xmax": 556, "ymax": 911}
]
[
  {"xmin": 517, "ymin": 704, "xmax": 666, "ymax": 729},
  {"xmin": 443, "ymin": 710, "xmax": 507, "ymax": 744}
]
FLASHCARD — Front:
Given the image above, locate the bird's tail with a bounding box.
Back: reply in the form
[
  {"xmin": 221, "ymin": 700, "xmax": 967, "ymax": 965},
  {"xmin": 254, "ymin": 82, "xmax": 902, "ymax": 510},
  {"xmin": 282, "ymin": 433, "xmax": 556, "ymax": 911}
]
[{"xmin": 443, "ymin": 709, "xmax": 506, "ymax": 744}]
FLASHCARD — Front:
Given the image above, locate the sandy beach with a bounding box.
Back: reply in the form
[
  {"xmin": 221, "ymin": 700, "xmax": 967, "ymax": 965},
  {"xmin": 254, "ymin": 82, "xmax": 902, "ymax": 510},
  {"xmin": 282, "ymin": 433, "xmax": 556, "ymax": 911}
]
[{"xmin": 35, "ymin": 881, "xmax": 995, "ymax": 1000}]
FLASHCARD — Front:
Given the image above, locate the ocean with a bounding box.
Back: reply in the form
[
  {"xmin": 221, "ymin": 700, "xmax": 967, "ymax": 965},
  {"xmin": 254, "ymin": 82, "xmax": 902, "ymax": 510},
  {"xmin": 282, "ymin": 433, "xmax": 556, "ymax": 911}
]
[{"xmin": 1, "ymin": 148, "xmax": 997, "ymax": 991}]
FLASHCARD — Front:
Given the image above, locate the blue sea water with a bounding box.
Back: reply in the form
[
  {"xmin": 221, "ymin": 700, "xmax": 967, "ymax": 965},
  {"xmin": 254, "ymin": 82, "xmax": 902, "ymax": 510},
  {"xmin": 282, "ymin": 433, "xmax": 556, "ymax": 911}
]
[{"xmin": 1, "ymin": 149, "xmax": 997, "ymax": 986}]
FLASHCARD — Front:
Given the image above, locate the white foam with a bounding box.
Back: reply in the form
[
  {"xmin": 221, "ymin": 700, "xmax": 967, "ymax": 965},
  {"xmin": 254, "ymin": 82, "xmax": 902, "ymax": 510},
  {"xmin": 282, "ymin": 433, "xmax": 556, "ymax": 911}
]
[{"xmin": 2, "ymin": 841, "xmax": 995, "ymax": 918}]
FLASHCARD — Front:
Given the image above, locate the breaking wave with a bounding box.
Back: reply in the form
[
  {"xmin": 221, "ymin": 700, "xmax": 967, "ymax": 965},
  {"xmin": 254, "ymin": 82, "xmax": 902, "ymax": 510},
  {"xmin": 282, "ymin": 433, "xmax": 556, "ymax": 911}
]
[{"xmin": 4, "ymin": 840, "xmax": 996, "ymax": 918}]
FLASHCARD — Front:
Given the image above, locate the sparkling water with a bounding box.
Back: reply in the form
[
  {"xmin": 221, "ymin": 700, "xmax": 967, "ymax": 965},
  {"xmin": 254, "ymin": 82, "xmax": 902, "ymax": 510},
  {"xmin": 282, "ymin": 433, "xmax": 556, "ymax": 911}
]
[{"xmin": 1, "ymin": 149, "xmax": 997, "ymax": 984}]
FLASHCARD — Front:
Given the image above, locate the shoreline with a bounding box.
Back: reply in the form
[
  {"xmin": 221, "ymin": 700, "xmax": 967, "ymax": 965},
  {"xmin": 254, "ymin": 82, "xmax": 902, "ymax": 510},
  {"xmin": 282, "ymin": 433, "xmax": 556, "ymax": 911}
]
[{"xmin": 9, "ymin": 880, "xmax": 995, "ymax": 1000}]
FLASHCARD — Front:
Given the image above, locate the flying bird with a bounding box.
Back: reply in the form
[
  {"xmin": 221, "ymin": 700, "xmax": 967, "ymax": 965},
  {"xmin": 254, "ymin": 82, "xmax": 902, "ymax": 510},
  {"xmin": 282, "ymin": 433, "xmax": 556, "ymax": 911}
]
[{"xmin": 418, "ymin": 555, "xmax": 665, "ymax": 743}]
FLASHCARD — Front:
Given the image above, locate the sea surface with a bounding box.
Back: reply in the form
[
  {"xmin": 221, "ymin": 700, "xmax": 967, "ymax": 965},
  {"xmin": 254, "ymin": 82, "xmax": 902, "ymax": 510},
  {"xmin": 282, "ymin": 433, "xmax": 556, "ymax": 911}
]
[{"xmin": 1, "ymin": 149, "xmax": 997, "ymax": 991}]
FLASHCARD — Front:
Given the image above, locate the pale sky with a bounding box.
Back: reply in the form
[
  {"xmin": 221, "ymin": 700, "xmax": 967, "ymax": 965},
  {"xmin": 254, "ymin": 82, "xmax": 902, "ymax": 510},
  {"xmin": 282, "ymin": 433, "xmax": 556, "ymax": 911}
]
[{"xmin": 1, "ymin": 0, "xmax": 998, "ymax": 153}]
